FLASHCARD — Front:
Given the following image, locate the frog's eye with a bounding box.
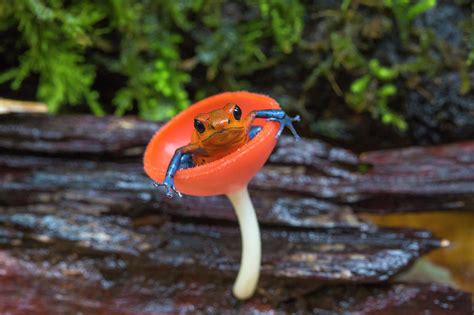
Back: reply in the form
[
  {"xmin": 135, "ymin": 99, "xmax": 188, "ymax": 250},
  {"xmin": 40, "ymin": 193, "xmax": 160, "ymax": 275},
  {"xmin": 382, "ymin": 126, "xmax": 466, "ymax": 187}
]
[
  {"xmin": 233, "ymin": 105, "xmax": 242, "ymax": 120},
  {"xmin": 194, "ymin": 119, "xmax": 205, "ymax": 133}
]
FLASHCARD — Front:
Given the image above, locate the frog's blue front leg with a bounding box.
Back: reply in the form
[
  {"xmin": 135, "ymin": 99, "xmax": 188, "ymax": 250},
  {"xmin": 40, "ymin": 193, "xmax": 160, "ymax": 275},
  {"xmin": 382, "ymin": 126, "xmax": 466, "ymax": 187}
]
[
  {"xmin": 249, "ymin": 126, "xmax": 262, "ymax": 139},
  {"xmin": 154, "ymin": 148, "xmax": 195, "ymax": 198},
  {"xmin": 253, "ymin": 110, "xmax": 301, "ymax": 139}
]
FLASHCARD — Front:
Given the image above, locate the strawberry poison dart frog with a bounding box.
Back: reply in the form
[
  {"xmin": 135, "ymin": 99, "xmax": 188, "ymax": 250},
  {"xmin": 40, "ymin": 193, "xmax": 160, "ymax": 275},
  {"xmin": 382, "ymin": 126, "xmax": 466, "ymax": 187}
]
[{"xmin": 156, "ymin": 103, "xmax": 300, "ymax": 197}]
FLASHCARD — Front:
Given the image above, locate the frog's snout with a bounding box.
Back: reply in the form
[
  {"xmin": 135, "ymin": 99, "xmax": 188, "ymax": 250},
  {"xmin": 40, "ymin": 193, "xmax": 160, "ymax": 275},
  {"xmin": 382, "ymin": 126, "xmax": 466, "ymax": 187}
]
[{"xmin": 210, "ymin": 118, "xmax": 230, "ymax": 131}]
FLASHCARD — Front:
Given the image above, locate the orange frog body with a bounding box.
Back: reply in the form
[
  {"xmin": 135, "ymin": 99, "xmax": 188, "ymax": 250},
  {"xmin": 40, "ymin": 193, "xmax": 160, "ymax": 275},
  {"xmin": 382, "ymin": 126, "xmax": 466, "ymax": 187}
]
[
  {"xmin": 187, "ymin": 103, "xmax": 257, "ymax": 165},
  {"xmin": 156, "ymin": 103, "xmax": 300, "ymax": 197}
]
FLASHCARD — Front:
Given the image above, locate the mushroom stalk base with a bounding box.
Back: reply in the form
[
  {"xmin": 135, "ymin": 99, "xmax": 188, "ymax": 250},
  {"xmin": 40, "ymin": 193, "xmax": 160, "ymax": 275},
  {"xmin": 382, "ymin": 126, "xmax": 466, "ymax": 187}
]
[{"xmin": 226, "ymin": 186, "xmax": 261, "ymax": 300}]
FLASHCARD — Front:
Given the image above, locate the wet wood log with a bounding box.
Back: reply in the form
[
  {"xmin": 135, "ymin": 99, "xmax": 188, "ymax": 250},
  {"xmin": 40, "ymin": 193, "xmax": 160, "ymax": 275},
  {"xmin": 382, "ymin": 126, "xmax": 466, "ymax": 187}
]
[
  {"xmin": 4, "ymin": 151, "xmax": 469, "ymax": 229},
  {"xmin": 1, "ymin": 113, "xmax": 473, "ymax": 213},
  {"xmin": 0, "ymin": 153, "xmax": 362, "ymax": 229},
  {"xmin": 0, "ymin": 203, "xmax": 441, "ymax": 283},
  {"xmin": 0, "ymin": 152, "xmax": 445, "ymax": 284},
  {"xmin": 0, "ymin": 114, "xmax": 472, "ymax": 312},
  {"xmin": 1, "ymin": 250, "xmax": 471, "ymax": 314},
  {"xmin": 1, "ymin": 149, "xmax": 472, "ymax": 224},
  {"xmin": 281, "ymin": 282, "xmax": 472, "ymax": 314},
  {"xmin": 355, "ymin": 142, "xmax": 474, "ymax": 213},
  {"xmin": 0, "ymin": 113, "xmax": 158, "ymax": 156}
]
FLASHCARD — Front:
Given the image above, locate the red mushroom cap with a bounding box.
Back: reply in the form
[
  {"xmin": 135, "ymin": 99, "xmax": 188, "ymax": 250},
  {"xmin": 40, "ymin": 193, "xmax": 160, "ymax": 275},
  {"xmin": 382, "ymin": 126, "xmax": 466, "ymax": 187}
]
[{"xmin": 144, "ymin": 91, "xmax": 280, "ymax": 196}]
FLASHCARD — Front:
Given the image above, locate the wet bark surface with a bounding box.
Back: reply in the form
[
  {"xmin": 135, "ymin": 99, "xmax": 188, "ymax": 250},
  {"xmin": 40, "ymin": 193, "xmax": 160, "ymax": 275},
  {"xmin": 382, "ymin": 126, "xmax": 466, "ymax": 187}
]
[
  {"xmin": 0, "ymin": 203, "xmax": 441, "ymax": 283},
  {"xmin": 0, "ymin": 249, "xmax": 471, "ymax": 314},
  {"xmin": 0, "ymin": 113, "xmax": 472, "ymax": 313},
  {"xmin": 1, "ymin": 113, "xmax": 473, "ymax": 214}
]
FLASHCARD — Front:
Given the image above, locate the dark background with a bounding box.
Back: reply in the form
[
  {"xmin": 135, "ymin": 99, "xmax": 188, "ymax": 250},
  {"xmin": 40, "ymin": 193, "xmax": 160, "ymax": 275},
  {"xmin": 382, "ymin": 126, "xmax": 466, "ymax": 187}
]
[{"xmin": 0, "ymin": 0, "xmax": 472, "ymax": 151}]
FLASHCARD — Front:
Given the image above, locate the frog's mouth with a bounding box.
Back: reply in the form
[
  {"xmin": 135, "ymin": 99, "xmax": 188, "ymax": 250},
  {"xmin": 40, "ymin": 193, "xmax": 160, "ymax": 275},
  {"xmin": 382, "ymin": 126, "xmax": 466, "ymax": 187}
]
[{"xmin": 202, "ymin": 127, "xmax": 247, "ymax": 147}]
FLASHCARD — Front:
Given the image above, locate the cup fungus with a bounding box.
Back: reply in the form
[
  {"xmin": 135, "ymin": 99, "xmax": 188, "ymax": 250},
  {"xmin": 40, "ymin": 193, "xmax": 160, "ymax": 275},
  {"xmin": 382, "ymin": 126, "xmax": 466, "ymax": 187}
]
[{"xmin": 144, "ymin": 91, "xmax": 296, "ymax": 300}]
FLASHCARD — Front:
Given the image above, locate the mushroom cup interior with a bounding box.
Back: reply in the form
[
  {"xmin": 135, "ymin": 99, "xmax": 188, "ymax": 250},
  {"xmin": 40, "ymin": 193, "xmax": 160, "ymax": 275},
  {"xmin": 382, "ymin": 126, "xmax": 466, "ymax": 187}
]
[{"xmin": 144, "ymin": 91, "xmax": 280, "ymax": 196}]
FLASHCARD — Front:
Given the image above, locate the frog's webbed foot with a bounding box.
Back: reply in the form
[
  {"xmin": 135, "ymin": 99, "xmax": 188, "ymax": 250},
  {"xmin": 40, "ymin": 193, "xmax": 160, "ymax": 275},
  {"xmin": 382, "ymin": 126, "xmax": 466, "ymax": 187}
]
[
  {"xmin": 153, "ymin": 178, "xmax": 182, "ymax": 198},
  {"xmin": 253, "ymin": 110, "xmax": 301, "ymax": 140},
  {"xmin": 268, "ymin": 114, "xmax": 301, "ymax": 140}
]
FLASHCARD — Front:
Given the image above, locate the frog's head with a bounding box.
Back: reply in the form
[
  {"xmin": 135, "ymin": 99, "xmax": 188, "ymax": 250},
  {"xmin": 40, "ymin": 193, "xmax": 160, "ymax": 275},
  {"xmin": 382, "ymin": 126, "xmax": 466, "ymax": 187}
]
[{"xmin": 192, "ymin": 103, "xmax": 248, "ymax": 147}]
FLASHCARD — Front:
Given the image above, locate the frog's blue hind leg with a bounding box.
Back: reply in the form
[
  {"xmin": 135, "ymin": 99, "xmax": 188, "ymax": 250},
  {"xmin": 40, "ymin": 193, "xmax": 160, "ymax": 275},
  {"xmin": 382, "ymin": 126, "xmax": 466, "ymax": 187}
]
[
  {"xmin": 249, "ymin": 126, "xmax": 262, "ymax": 139},
  {"xmin": 253, "ymin": 110, "xmax": 301, "ymax": 139},
  {"xmin": 154, "ymin": 148, "xmax": 196, "ymax": 198}
]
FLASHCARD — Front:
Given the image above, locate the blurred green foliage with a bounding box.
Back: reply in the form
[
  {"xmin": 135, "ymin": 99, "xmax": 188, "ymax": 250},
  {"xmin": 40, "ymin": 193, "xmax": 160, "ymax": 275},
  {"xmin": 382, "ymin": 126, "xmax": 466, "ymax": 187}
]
[
  {"xmin": 0, "ymin": 1, "xmax": 105, "ymax": 115},
  {"xmin": 0, "ymin": 0, "xmax": 195, "ymax": 120},
  {"xmin": 346, "ymin": 59, "xmax": 407, "ymax": 131},
  {"xmin": 383, "ymin": 0, "xmax": 436, "ymax": 46},
  {"xmin": 0, "ymin": 0, "xmax": 470, "ymax": 132}
]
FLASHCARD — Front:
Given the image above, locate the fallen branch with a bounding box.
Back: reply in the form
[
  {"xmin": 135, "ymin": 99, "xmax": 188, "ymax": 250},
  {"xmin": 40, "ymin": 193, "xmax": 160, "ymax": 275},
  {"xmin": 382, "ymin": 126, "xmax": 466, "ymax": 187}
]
[{"xmin": 0, "ymin": 98, "xmax": 47, "ymax": 114}]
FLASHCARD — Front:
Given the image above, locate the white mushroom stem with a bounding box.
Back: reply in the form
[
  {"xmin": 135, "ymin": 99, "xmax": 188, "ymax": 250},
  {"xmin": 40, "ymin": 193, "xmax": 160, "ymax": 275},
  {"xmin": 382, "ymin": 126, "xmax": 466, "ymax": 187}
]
[{"xmin": 226, "ymin": 186, "xmax": 261, "ymax": 300}]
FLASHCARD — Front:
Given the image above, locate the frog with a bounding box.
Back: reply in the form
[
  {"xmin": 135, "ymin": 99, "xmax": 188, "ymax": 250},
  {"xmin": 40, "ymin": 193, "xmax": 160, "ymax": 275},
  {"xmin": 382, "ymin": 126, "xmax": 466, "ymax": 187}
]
[{"xmin": 155, "ymin": 103, "xmax": 300, "ymax": 198}]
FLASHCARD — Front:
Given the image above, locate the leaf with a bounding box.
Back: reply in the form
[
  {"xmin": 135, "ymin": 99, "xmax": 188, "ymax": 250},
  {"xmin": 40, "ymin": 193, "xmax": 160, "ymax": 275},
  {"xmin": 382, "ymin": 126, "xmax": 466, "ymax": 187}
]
[
  {"xmin": 369, "ymin": 59, "xmax": 398, "ymax": 81},
  {"xmin": 0, "ymin": 68, "xmax": 19, "ymax": 85},
  {"xmin": 331, "ymin": 33, "xmax": 365, "ymax": 71},
  {"xmin": 378, "ymin": 84, "xmax": 397, "ymax": 97},
  {"xmin": 350, "ymin": 74, "xmax": 371, "ymax": 94},
  {"xmin": 407, "ymin": 0, "xmax": 436, "ymax": 21}
]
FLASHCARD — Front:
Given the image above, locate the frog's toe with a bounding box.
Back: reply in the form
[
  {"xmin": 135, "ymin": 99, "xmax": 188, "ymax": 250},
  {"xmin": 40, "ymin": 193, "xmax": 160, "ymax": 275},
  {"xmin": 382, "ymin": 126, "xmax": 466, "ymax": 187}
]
[
  {"xmin": 273, "ymin": 115, "xmax": 301, "ymax": 140},
  {"xmin": 153, "ymin": 181, "xmax": 182, "ymax": 198},
  {"xmin": 287, "ymin": 117, "xmax": 301, "ymax": 140},
  {"xmin": 168, "ymin": 185, "xmax": 183, "ymax": 198},
  {"xmin": 163, "ymin": 184, "xmax": 182, "ymax": 198},
  {"xmin": 276, "ymin": 123, "xmax": 286, "ymax": 138}
]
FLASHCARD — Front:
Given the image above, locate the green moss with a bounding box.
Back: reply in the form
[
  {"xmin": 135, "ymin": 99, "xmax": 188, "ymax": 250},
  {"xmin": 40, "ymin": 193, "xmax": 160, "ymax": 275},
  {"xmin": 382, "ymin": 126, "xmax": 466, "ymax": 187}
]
[
  {"xmin": 0, "ymin": 1, "xmax": 105, "ymax": 115},
  {"xmin": 0, "ymin": 0, "xmax": 304, "ymax": 120},
  {"xmin": 384, "ymin": 0, "xmax": 437, "ymax": 46},
  {"xmin": 259, "ymin": 0, "xmax": 304, "ymax": 54},
  {"xmin": 0, "ymin": 0, "xmax": 469, "ymax": 132}
]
